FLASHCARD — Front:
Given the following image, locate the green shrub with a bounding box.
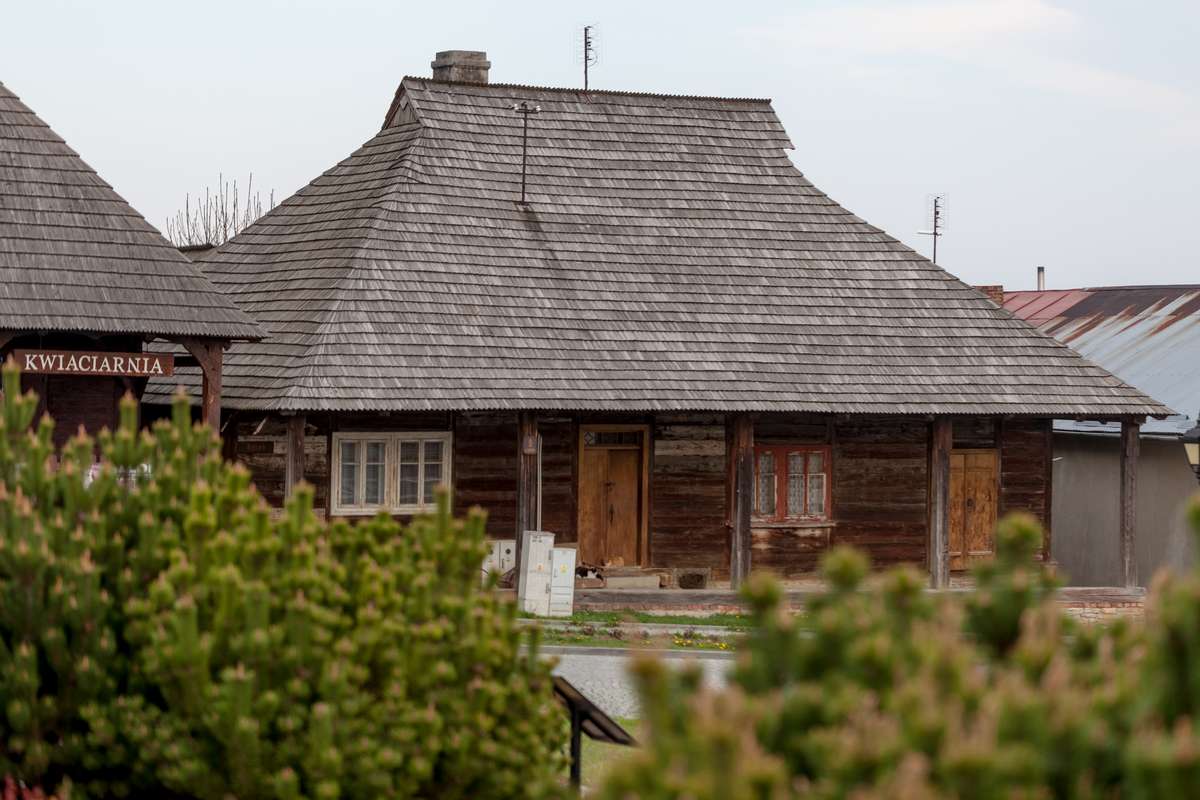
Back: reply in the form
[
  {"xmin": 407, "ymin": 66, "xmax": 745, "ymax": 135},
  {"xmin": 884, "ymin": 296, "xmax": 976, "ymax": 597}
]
[
  {"xmin": 602, "ymin": 500, "xmax": 1200, "ymax": 798},
  {"xmin": 0, "ymin": 363, "xmax": 566, "ymax": 799}
]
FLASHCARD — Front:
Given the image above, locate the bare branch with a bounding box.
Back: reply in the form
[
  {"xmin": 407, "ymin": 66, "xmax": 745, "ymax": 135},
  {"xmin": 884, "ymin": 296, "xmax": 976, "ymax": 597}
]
[{"xmin": 165, "ymin": 172, "xmax": 275, "ymax": 247}]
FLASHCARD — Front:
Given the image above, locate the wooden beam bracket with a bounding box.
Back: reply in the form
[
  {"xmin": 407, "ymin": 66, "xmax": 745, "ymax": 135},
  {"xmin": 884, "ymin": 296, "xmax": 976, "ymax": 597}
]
[{"xmin": 171, "ymin": 337, "xmax": 225, "ymax": 430}]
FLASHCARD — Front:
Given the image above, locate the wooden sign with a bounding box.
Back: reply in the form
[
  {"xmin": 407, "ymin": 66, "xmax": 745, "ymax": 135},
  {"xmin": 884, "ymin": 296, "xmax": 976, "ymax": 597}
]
[{"xmin": 14, "ymin": 349, "xmax": 174, "ymax": 378}]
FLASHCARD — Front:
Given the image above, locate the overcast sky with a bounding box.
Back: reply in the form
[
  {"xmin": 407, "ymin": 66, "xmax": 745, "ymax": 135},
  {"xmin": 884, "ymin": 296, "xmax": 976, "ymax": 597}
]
[{"xmin": 4, "ymin": 0, "xmax": 1196, "ymax": 290}]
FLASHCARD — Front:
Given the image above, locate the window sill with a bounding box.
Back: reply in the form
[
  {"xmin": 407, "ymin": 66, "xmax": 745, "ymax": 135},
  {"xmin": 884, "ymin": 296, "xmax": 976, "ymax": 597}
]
[
  {"xmin": 331, "ymin": 505, "xmax": 433, "ymax": 517},
  {"xmin": 751, "ymin": 520, "xmax": 835, "ymax": 530}
]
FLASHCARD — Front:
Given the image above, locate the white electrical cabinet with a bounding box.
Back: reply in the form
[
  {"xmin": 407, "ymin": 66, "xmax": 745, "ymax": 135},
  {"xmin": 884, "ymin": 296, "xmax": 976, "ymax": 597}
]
[
  {"xmin": 481, "ymin": 539, "xmax": 517, "ymax": 584},
  {"xmin": 517, "ymin": 531, "xmax": 555, "ymax": 616},
  {"xmin": 548, "ymin": 547, "xmax": 577, "ymax": 617}
]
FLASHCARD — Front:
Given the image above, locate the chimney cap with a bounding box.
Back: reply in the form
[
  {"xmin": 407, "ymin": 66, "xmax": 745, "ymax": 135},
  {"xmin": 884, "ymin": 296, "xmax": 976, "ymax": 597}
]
[{"xmin": 431, "ymin": 50, "xmax": 491, "ymax": 83}]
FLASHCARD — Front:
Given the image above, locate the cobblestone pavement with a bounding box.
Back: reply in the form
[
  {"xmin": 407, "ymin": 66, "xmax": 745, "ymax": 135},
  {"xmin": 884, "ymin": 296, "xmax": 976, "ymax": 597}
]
[{"xmin": 545, "ymin": 647, "xmax": 733, "ymax": 719}]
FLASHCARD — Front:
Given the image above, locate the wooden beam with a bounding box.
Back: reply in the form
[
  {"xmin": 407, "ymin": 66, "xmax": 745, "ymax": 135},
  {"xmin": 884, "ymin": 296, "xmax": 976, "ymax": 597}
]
[
  {"xmin": 1043, "ymin": 417, "xmax": 1054, "ymax": 562},
  {"xmin": 729, "ymin": 413, "xmax": 754, "ymax": 589},
  {"xmin": 221, "ymin": 410, "xmax": 240, "ymax": 463},
  {"xmin": 1120, "ymin": 419, "xmax": 1140, "ymax": 588},
  {"xmin": 515, "ymin": 411, "xmax": 539, "ymax": 581},
  {"xmin": 928, "ymin": 418, "xmax": 952, "ymax": 589},
  {"xmin": 285, "ymin": 414, "xmax": 306, "ymax": 497},
  {"xmin": 177, "ymin": 338, "xmax": 224, "ymax": 430}
]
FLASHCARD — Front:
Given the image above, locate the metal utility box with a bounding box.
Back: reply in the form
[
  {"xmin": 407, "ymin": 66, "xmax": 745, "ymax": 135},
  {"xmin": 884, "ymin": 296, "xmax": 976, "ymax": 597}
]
[
  {"xmin": 517, "ymin": 531, "xmax": 555, "ymax": 616},
  {"xmin": 548, "ymin": 547, "xmax": 577, "ymax": 617},
  {"xmin": 481, "ymin": 539, "xmax": 518, "ymax": 584}
]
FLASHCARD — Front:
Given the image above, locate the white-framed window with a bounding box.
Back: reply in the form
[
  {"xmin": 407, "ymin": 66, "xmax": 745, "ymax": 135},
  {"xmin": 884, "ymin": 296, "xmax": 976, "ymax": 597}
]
[{"xmin": 331, "ymin": 431, "xmax": 452, "ymax": 516}]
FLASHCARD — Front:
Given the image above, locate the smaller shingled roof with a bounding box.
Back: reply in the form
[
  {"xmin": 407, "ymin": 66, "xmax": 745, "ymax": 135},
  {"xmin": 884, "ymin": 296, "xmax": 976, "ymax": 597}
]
[
  {"xmin": 0, "ymin": 81, "xmax": 263, "ymax": 341},
  {"xmin": 1005, "ymin": 285, "xmax": 1198, "ymax": 436}
]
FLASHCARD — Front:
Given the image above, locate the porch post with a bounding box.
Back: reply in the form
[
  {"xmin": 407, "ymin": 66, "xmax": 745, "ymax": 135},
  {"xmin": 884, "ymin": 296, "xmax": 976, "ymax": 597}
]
[
  {"xmin": 179, "ymin": 338, "xmax": 224, "ymax": 430},
  {"xmin": 515, "ymin": 411, "xmax": 539, "ymax": 577},
  {"xmin": 285, "ymin": 414, "xmax": 306, "ymax": 498},
  {"xmin": 730, "ymin": 413, "xmax": 754, "ymax": 589},
  {"xmin": 221, "ymin": 410, "xmax": 239, "ymax": 463},
  {"xmin": 928, "ymin": 418, "xmax": 952, "ymax": 589},
  {"xmin": 1120, "ymin": 419, "xmax": 1140, "ymax": 587}
]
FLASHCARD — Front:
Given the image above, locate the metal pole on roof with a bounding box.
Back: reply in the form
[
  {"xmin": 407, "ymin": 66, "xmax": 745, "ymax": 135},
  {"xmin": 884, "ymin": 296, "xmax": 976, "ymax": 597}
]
[{"xmin": 512, "ymin": 102, "xmax": 541, "ymax": 205}]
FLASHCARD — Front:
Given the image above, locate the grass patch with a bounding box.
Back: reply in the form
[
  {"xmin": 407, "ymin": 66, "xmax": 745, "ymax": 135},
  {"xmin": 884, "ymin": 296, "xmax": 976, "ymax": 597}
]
[
  {"xmin": 581, "ymin": 718, "xmax": 640, "ymax": 789},
  {"xmin": 541, "ymin": 628, "xmax": 736, "ymax": 651},
  {"xmin": 525, "ymin": 609, "xmax": 753, "ymax": 629}
]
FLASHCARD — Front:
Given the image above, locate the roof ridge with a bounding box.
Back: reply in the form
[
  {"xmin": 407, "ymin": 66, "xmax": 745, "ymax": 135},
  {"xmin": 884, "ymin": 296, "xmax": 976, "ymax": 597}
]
[
  {"xmin": 1011, "ymin": 284, "xmax": 1200, "ymax": 294},
  {"xmin": 398, "ymin": 75, "xmax": 774, "ymax": 105}
]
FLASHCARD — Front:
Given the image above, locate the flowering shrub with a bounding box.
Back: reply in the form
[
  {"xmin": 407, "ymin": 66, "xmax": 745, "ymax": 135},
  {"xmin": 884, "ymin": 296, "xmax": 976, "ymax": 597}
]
[{"xmin": 0, "ymin": 363, "xmax": 567, "ymax": 799}]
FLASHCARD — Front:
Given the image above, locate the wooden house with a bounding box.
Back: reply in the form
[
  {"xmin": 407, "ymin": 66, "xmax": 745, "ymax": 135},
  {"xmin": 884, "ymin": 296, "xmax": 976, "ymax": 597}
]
[
  {"xmin": 164, "ymin": 52, "xmax": 1168, "ymax": 586},
  {"xmin": 0, "ymin": 81, "xmax": 263, "ymax": 443}
]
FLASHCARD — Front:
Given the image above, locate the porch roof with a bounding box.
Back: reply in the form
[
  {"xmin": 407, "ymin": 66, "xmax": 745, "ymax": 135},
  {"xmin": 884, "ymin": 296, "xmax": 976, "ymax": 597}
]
[{"xmin": 152, "ymin": 77, "xmax": 1167, "ymax": 417}]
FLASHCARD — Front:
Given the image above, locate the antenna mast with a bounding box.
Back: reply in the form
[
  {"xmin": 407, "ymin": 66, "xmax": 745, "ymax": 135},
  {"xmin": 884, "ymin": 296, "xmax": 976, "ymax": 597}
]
[
  {"xmin": 582, "ymin": 25, "xmax": 597, "ymax": 90},
  {"xmin": 917, "ymin": 194, "xmax": 945, "ymax": 265}
]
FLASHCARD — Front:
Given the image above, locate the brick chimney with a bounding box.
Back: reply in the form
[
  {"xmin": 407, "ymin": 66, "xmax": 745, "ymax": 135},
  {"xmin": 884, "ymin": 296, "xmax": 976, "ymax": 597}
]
[
  {"xmin": 431, "ymin": 50, "xmax": 491, "ymax": 83},
  {"xmin": 974, "ymin": 285, "xmax": 1006, "ymax": 305}
]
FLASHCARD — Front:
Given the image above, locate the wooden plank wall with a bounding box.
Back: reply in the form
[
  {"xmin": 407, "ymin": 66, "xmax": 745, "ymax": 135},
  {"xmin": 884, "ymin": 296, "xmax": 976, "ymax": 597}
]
[
  {"xmin": 231, "ymin": 414, "xmax": 331, "ymax": 511},
  {"xmin": 453, "ymin": 412, "xmax": 517, "ymax": 534},
  {"xmin": 650, "ymin": 414, "xmax": 728, "ymax": 576},
  {"xmin": 538, "ymin": 417, "xmax": 577, "ymax": 542},
  {"xmin": 831, "ymin": 418, "xmax": 930, "ymax": 569},
  {"xmin": 998, "ymin": 417, "xmax": 1051, "ymax": 528}
]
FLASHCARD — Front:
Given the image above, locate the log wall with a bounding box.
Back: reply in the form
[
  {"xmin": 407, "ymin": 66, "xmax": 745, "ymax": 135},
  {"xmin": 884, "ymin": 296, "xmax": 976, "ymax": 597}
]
[
  {"xmin": 650, "ymin": 414, "xmax": 727, "ymax": 575},
  {"xmin": 833, "ymin": 418, "xmax": 931, "ymax": 570},
  {"xmin": 999, "ymin": 417, "xmax": 1052, "ymax": 531},
  {"xmin": 226, "ymin": 410, "xmax": 1053, "ymax": 578}
]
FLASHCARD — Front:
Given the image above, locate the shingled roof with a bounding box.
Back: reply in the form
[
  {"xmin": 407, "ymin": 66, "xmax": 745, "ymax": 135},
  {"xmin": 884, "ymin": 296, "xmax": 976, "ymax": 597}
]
[
  {"xmin": 177, "ymin": 75, "xmax": 1167, "ymax": 416},
  {"xmin": 0, "ymin": 81, "xmax": 262, "ymax": 340}
]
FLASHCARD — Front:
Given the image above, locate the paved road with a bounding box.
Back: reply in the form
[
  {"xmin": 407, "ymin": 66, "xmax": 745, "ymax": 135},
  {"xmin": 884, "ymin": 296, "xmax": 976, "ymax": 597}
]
[{"xmin": 544, "ymin": 646, "xmax": 734, "ymax": 719}]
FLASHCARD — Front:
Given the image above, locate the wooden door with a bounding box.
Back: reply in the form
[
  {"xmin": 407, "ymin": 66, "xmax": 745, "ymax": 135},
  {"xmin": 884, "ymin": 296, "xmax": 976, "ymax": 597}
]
[
  {"xmin": 605, "ymin": 449, "xmax": 641, "ymax": 566},
  {"xmin": 578, "ymin": 428, "xmax": 646, "ymax": 566},
  {"xmin": 948, "ymin": 449, "xmax": 998, "ymax": 570}
]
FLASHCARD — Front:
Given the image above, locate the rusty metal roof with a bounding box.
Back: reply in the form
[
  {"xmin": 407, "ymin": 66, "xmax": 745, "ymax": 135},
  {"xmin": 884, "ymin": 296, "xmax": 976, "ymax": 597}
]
[{"xmin": 1005, "ymin": 285, "xmax": 1200, "ymax": 437}]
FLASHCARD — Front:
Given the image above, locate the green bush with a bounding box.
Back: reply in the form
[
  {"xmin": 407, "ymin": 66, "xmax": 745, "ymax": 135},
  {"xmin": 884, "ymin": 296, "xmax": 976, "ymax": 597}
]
[
  {"xmin": 602, "ymin": 506, "xmax": 1200, "ymax": 798},
  {"xmin": 0, "ymin": 363, "xmax": 567, "ymax": 799}
]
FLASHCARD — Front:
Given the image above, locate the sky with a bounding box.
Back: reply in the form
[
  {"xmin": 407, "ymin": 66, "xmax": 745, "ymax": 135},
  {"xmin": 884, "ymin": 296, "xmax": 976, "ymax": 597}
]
[{"xmin": 3, "ymin": 0, "xmax": 1197, "ymax": 290}]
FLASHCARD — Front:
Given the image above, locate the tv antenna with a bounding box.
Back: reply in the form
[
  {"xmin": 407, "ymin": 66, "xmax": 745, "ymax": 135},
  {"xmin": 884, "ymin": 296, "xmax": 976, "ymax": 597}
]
[
  {"xmin": 512, "ymin": 102, "xmax": 541, "ymax": 205},
  {"xmin": 577, "ymin": 25, "xmax": 599, "ymax": 90},
  {"xmin": 917, "ymin": 194, "xmax": 946, "ymax": 264}
]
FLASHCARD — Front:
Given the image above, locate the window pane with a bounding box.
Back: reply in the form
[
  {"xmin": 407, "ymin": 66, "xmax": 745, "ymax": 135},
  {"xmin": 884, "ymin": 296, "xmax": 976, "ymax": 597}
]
[
  {"xmin": 398, "ymin": 441, "xmax": 419, "ymax": 506},
  {"xmin": 808, "ymin": 473, "xmax": 827, "ymax": 517},
  {"xmin": 756, "ymin": 451, "xmax": 776, "ymax": 516},
  {"xmin": 807, "ymin": 451, "xmax": 825, "ymax": 473},
  {"xmin": 364, "ymin": 441, "xmax": 386, "ymax": 505},
  {"xmin": 787, "ymin": 453, "xmax": 805, "ymax": 517},
  {"xmin": 339, "ymin": 441, "xmax": 359, "ymax": 506},
  {"xmin": 422, "ymin": 440, "xmax": 444, "ymax": 504}
]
